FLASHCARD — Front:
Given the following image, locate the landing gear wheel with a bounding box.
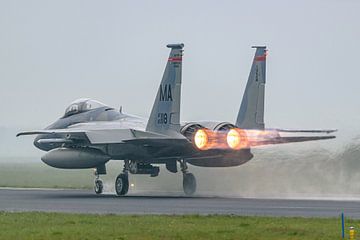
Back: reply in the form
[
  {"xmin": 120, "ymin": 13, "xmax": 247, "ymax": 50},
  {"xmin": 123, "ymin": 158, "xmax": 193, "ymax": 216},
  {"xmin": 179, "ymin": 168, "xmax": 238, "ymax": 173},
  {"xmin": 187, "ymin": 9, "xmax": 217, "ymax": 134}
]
[
  {"xmin": 94, "ymin": 179, "xmax": 103, "ymax": 194},
  {"xmin": 183, "ymin": 173, "xmax": 196, "ymax": 196},
  {"xmin": 115, "ymin": 173, "xmax": 129, "ymax": 196}
]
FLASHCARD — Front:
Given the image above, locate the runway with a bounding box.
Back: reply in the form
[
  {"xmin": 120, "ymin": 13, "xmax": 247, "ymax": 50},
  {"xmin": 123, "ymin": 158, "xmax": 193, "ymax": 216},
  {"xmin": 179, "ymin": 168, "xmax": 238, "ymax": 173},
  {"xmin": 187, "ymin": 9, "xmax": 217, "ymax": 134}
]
[{"xmin": 1, "ymin": 188, "xmax": 360, "ymax": 218}]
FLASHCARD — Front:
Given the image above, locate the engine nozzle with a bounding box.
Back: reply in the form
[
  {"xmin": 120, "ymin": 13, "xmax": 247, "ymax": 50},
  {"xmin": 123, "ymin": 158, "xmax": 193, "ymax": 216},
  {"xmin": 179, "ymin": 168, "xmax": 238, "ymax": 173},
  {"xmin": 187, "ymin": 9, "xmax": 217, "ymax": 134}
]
[
  {"xmin": 194, "ymin": 129, "xmax": 210, "ymax": 150},
  {"xmin": 226, "ymin": 128, "xmax": 248, "ymax": 150}
]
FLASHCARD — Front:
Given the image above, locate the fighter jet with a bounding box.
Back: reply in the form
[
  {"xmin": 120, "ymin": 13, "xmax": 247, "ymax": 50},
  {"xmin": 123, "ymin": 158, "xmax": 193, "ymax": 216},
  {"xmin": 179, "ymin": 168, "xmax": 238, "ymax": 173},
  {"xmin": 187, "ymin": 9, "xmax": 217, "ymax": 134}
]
[{"xmin": 17, "ymin": 44, "xmax": 336, "ymax": 196}]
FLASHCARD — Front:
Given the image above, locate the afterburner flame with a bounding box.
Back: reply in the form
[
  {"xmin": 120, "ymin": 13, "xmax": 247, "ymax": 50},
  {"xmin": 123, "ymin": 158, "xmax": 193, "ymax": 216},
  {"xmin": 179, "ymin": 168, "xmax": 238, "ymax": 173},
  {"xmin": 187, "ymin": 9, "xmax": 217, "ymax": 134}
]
[
  {"xmin": 226, "ymin": 128, "xmax": 248, "ymax": 149},
  {"xmin": 194, "ymin": 129, "xmax": 209, "ymax": 150},
  {"xmin": 191, "ymin": 128, "xmax": 250, "ymax": 150},
  {"xmin": 227, "ymin": 129, "xmax": 241, "ymax": 149}
]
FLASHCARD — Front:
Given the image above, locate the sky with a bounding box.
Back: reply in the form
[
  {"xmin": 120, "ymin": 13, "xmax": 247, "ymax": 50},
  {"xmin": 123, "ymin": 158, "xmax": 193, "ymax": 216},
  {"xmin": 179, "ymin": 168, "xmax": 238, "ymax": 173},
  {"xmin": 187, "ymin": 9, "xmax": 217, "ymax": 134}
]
[{"xmin": 0, "ymin": 0, "xmax": 359, "ymax": 151}]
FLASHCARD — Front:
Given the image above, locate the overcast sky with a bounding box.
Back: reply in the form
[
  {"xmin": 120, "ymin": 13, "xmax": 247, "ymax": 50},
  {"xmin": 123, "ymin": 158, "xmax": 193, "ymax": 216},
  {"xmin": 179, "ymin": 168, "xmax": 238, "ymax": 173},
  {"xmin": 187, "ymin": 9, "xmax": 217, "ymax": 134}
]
[{"xmin": 1, "ymin": 0, "xmax": 359, "ymax": 142}]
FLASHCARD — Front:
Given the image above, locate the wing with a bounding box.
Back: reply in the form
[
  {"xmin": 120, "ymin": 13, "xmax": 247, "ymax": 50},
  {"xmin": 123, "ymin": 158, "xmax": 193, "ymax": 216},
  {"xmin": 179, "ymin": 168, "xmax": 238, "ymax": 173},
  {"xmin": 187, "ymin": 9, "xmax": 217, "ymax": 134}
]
[
  {"xmin": 17, "ymin": 128, "xmax": 192, "ymax": 149},
  {"xmin": 16, "ymin": 129, "xmax": 85, "ymax": 137}
]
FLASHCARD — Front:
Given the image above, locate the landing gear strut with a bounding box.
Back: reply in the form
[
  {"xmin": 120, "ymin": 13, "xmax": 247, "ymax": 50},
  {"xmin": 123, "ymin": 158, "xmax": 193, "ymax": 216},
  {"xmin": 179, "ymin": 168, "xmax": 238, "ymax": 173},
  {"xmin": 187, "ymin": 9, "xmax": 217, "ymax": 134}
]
[
  {"xmin": 180, "ymin": 160, "xmax": 196, "ymax": 196},
  {"xmin": 94, "ymin": 170, "xmax": 103, "ymax": 194},
  {"xmin": 115, "ymin": 160, "xmax": 129, "ymax": 196}
]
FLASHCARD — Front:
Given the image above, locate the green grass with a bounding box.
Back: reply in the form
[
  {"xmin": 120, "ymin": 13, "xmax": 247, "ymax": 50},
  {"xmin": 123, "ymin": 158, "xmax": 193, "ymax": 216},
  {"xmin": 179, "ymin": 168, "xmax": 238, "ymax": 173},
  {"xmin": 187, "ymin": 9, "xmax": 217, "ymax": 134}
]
[{"xmin": 0, "ymin": 212, "xmax": 354, "ymax": 240}]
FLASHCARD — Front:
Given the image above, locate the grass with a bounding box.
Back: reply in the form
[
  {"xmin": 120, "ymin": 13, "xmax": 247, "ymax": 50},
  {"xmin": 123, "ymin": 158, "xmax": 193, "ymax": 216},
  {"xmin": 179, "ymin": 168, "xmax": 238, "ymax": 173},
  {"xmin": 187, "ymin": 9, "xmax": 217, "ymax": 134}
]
[{"xmin": 0, "ymin": 212, "xmax": 354, "ymax": 240}]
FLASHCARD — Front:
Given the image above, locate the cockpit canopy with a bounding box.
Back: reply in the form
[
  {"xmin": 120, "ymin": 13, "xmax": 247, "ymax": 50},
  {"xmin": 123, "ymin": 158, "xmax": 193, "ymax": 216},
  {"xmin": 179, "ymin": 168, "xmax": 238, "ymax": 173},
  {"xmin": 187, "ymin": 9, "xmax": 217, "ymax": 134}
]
[{"xmin": 64, "ymin": 98, "xmax": 108, "ymax": 117}]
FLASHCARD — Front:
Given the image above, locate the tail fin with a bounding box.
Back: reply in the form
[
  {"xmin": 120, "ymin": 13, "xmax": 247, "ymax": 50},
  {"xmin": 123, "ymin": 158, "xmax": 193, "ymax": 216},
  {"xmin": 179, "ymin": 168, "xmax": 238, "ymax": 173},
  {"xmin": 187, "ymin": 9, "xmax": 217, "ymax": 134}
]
[
  {"xmin": 235, "ymin": 46, "xmax": 267, "ymax": 130},
  {"xmin": 146, "ymin": 43, "xmax": 184, "ymax": 136}
]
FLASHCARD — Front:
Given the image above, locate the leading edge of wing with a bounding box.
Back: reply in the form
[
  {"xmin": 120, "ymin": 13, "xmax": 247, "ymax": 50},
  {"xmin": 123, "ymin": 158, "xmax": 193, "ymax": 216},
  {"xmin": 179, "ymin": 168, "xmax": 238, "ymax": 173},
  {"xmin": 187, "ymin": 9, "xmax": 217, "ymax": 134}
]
[
  {"xmin": 16, "ymin": 129, "xmax": 85, "ymax": 137},
  {"xmin": 17, "ymin": 128, "xmax": 188, "ymax": 145}
]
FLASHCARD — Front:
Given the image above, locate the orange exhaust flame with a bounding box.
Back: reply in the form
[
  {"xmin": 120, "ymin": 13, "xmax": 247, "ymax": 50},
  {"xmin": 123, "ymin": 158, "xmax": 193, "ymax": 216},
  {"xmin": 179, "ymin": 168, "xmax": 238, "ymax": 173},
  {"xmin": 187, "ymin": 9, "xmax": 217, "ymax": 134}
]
[
  {"xmin": 194, "ymin": 129, "xmax": 209, "ymax": 150},
  {"xmin": 193, "ymin": 128, "xmax": 250, "ymax": 150},
  {"xmin": 192, "ymin": 128, "xmax": 298, "ymax": 150},
  {"xmin": 226, "ymin": 128, "xmax": 249, "ymax": 150},
  {"xmin": 193, "ymin": 128, "xmax": 220, "ymax": 150},
  {"xmin": 244, "ymin": 129, "xmax": 280, "ymax": 147}
]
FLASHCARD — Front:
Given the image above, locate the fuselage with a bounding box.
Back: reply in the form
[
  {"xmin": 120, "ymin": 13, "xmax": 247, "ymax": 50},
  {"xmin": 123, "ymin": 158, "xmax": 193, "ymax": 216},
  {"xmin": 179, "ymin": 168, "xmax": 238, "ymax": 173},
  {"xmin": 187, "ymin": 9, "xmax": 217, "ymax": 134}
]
[{"xmin": 34, "ymin": 99, "xmax": 253, "ymax": 167}]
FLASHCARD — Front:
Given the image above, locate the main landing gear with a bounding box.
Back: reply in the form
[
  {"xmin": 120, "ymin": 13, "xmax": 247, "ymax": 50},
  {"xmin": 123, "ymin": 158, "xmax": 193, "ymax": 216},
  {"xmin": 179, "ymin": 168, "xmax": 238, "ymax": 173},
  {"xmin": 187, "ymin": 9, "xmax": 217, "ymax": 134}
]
[
  {"xmin": 115, "ymin": 160, "xmax": 129, "ymax": 196},
  {"xmin": 115, "ymin": 173, "xmax": 129, "ymax": 196},
  {"xmin": 180, "ymin": 160, "xmax": 197, "ymax": 196},
  {"xmin": 94, "ymin": 159, "xmax": 197, "ymax": 196},
  {"xmin": 94, "ymin": 171, "xmax": 103, "ymax": 194}
]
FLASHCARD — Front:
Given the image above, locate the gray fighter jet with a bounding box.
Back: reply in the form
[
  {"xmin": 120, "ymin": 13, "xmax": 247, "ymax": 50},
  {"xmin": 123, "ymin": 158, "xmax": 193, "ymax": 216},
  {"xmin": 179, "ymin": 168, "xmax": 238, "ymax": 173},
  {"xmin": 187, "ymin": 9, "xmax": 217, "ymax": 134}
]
[{"xmin": 17, "ymin": 44, "xmax": 336, "ymax": 196}]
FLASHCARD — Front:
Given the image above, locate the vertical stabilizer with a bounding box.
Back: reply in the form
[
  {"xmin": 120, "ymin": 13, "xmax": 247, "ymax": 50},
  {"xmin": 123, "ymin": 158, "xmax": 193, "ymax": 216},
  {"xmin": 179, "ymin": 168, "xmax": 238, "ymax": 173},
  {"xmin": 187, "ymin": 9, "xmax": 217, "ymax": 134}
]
[
  {"xmin": 146, "ymin": 44, "xmax": 184, "ymax": 136},
  {"xmin": 236, "ymin": 46, "xmax": 267, "ymax": 130}
]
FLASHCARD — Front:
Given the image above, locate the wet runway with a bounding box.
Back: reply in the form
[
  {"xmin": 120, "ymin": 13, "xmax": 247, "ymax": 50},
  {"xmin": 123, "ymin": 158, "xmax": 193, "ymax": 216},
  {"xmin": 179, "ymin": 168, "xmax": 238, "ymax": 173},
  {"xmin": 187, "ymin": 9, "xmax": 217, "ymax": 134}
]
[{"xmin": 1, "ymin": 188, "xmax": 360, "ymax": 218}]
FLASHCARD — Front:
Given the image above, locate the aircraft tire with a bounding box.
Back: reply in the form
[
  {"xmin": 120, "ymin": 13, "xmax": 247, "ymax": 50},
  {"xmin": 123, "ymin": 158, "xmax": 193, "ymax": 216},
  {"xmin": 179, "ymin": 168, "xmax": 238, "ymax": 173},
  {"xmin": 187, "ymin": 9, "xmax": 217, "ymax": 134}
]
[
  {"xmin": 183, "ymin": 173, "xmax": 196, "ymax": 196},
  {"xmin": 94, "ymin": 179, "xmax": 103, "ymax": 194},
  {"xmin": 115, "ymin": 173, "xmax": 129, "ymax": 196}
]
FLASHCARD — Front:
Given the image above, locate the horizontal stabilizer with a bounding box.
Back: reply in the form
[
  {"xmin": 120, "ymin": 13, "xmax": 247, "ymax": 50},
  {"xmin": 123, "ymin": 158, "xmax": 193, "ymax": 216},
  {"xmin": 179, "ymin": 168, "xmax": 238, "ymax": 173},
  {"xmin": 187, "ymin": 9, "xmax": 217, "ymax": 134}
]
[
  {"xmin": 249, "ymin": 135, "xmax": 336, "ymax": 147},
  {"xmin": 274, "ymin": 128, "xmax": 337, "ymax": 134}
]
